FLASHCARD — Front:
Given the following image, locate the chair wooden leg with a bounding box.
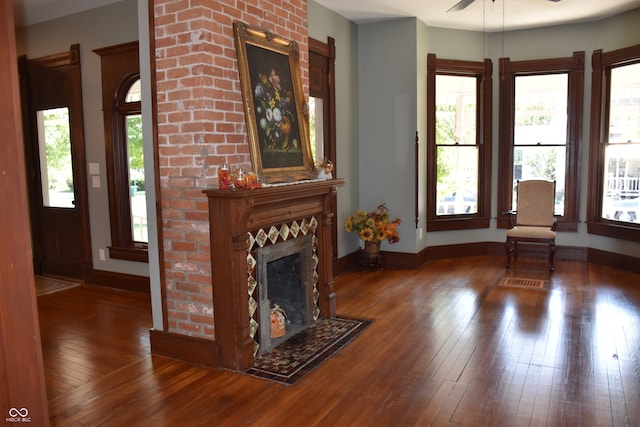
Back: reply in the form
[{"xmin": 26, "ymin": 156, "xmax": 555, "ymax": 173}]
[
  {"xmin": 548, "ymin": 241, "xmax": 556, "ymax": 272},
  {"xmin": 505, "ymin": 238, "xmax": 512, "ymax": 269}
]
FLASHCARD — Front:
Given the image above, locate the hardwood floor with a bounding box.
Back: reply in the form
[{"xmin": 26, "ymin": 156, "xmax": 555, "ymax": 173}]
[{"xmin": 38, "ymin": 256, "xmax": 640, "ymax": 426}]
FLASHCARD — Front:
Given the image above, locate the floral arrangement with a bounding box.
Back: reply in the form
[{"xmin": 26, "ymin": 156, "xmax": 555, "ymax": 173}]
[
  {"xmin": 344, "ymin": 203, "xmax": 401, "ymax": 243},
  {"xmin": 253, "ymin": 66, "xmax": 298, "ymax": 151}
]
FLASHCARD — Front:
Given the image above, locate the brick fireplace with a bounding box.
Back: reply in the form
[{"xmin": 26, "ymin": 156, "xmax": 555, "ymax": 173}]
[{"xmin": 203, "ymin": 179, "xmax": 343, "ymax": 370}]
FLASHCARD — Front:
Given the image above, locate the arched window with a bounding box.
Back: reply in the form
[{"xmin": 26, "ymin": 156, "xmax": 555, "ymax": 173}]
[
  {"xmin": 95, "ymin": 41, "xmax": 147, "ymax": 262},
  {"xmin": 115, "ymin": 76, "xmax": 146, "ymax": 244}
]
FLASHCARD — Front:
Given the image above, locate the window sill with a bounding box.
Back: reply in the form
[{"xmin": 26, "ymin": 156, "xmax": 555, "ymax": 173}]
[
  {"xmin": 587, "ymin": 221, "xmax": 640, "ymax": 242},
  {"xmin": 427, "ymin": 216, "xmax": 490, "ymax": 232},
  {"xmin": 108, "ymin": 245, "xmax": 149, "ymax": 263}
]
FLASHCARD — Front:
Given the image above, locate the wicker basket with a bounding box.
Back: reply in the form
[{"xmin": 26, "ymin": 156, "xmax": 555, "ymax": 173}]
[{"xmin": 364, "ymin": 240, "xmax": 381, "ymax": 257}]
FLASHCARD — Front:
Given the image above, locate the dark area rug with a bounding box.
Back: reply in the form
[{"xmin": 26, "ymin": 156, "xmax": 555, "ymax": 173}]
[{"xmin": 246, "ymin": 316, "xmax": 372, "ymax": 385}]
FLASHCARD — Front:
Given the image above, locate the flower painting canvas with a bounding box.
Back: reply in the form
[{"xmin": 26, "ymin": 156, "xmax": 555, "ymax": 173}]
[
  {"xmin": 246, "ymin": 44, "xmax": 303, "ymax": 167},
  {"xmin": 234, "ymin": 22, "xmax": 315, "ymax": 183}
]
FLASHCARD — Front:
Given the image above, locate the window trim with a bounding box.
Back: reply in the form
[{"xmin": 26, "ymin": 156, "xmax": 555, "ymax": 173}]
[
  {"xmin": 587, "ymin": 44, "xmax": 640, "ymax": 241},
  {"xmin": 497, "ymin": 51, "xmax": 584, "ymax": 232},
  {"xmin": 109, "ymin": 74, "xmax": 147, "ymax": 261},
  {"xmin": 426, "ymin": 54, "xmax": 492, "ymax": 231},
  {"xmin": 95, "ymin": 41, "xmax": 148, "ymax": 262}
]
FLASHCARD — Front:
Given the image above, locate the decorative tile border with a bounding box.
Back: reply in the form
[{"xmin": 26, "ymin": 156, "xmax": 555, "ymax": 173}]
[{"xmin": 246, "ymin": 216, "xmax": 319, "ymax": 356}]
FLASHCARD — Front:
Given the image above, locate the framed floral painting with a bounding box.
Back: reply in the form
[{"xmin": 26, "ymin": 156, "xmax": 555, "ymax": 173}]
[{"xmin": 233, "ymin": 21, "xmax": 315, "ymax": 184}]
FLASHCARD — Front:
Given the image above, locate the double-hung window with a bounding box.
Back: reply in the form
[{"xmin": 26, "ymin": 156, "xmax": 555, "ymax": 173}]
[
  {"xmin": 497, "ymin": 52, "xmax": 584, "ymax": 231},
  {"xmin": 588, "ymin": 45, "xmax": 640, "ymax": 240},
  {"xmin": 427, "ymin": 54, "xmax": 492, "ymax": 231}
]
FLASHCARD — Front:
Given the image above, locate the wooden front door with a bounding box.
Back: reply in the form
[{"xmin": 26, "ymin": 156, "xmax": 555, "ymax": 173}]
[{"xmin": 19, "ymin": 45, "xmax": 91, "ymax": 279}]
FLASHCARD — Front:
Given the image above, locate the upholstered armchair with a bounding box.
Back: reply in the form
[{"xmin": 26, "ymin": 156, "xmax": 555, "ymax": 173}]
[{"xmin": 504, "ymin": 180, "xmax": 557, "ymax": 272}]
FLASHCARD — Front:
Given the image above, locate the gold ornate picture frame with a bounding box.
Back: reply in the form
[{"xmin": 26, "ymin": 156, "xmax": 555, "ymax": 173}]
[{"xmin": 233, "ymin": 21, "xmax": 315, "ymax": 184}]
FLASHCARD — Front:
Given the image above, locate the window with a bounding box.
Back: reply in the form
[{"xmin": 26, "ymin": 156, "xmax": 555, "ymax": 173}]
[
  {"xmin": 513, "ymin": 74, "xmax": 567, "ymax": 215},
  {"xmin": 107, "ymin": 75, "xmax": 147, "ymax": 261},
  {"xmin": 588, "ymin": 45, "xmax": 640, "ymax": 241},
  {"xmin": 497, "ymin": 52, "xmax": 584, "ymax": 231},
  {"xmin": 36, "ymin": 107, "xmax": 74, "ymax": 208},
  {"xmin": 95, "ymin": 42, "xmax": 147, "ymax": 262},
  {"xmin": 427, "ymin": 54, "xmax": 492, "ymax": 231},
  {"xmin": 119, "ymin": 78, "xmax": 147, "ymax": 243}
]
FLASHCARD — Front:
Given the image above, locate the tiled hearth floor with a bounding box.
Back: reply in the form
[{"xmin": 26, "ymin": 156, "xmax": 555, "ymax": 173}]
[{"xmin": 246, "ymin": 317, "xmax": 371, "ymax": 384}]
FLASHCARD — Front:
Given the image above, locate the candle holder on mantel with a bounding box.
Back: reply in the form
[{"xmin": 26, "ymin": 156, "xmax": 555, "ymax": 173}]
[{"xmin": 217, "ymin": 164, "xmax": 262, "ymax": 190}]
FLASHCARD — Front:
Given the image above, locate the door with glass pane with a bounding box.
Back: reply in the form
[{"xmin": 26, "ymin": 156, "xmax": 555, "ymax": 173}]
[{"xmin": 20, "ymin": 45, "xmax": 91, "ymax": 279}]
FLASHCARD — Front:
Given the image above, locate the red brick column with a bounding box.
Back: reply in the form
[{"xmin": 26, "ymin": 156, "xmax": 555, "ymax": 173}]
[{"xmin": 153, "ymin": 0, "xmax": 308, "ymax": 339}]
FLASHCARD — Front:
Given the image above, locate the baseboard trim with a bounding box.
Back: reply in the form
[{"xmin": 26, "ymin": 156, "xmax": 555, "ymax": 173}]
[
  {"xmin": 588, "ymin": 248, "xmax": 640, "ymax": 274},
  {"xmin": 149, "ymin": 329, "xmax": 219, "ymax": 368},
  {"xmin": 85, "ymin": 268, "xmax": 150, "ymax": 293},
  {"xmin": 337, "ymin": 242, "xmax": 638, "ymax": 273}
]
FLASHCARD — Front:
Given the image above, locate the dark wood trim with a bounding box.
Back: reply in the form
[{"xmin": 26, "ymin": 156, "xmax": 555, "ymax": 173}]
[
  {"xmin": 149, "ymin": 329, "xmax": 219, "ymax": 368},
  {"xmin": 497, "ymin": 52, "xmax": 584, "ymax": 231},
  {"xmin": 333, "ymin": 242, "xmax": 640, "ymax": 273},
  {"xmin": 203, "ymin": 179, "xmax": 343, "ymax": 370},
  {"xmin": 426, "ymin": 54, "xmax": 492, "ymax": 231},
  {"xmin": 309, "ymin": 37, "xmax": 338, "ymax": 260},
  {"xmin": 588, "ymin": 248, "xmax": 640, "ymax": 274},
  {"xmin": 0, "ymin": 1, "xmax": 50, "ymax": 421},
  {"xmin": 20, "ymin": 44, "xmax": 93, "ymax": 279},
  {"xmin": 415, "ymin": 131, "xmax": 419, "ymax": 228},
  {"xmin": 426, "ymin": 242, "xmax": 496, "ymax": 260},
  {"xmin": 108, "ymin": 245, "xmax": 149, "ymax": 263},
  {"xmin": 85, "ymin": 269, "xmax": 150, "ymax": 293},
  {"xmin": 586, "ymin": 44, "xmax": 640, "ymax": 242},
  {"xmin": 586, "ymin": 49, "xmax": 606, "ymax": 232},
  {"xmin": 94, "ymin": 41, "xmax": 147, "ymax": 261},
  {"xmin": 334, "ymin": 250, "xmax": 360, "ymax": 275}
]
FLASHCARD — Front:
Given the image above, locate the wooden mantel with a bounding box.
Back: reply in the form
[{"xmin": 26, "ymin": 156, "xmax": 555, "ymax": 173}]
[{"xmin": 203, "ymin": 178, "xmax": 344, "ymax": 371}]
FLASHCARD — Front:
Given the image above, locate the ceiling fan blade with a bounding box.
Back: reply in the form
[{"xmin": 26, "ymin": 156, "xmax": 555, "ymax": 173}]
[
  {"xmin": 547, "ymin": 0, "xmax": 561, "ymax": 2},
  {"xmin": 447, "ymin": 0, "xmax": 476, "ymax": 13}
]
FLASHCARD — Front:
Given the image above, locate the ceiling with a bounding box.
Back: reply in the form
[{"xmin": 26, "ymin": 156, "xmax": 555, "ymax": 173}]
[
  {"xmin": 12, "ymin": 0, "xmax": 640, "ymax": 32},
  {"xmin": 12, "ymin": 0, "xmax": 122, "ymax": 28},
  {"xmin": 313, "ymin": 0, "xmax": 640, "ymax": 32}
]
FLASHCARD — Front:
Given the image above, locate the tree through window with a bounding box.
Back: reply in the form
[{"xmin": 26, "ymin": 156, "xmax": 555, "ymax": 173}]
[
  {"xmin": 427, "ymin": 54, "xmax": 492, "ymax": 231},
  {"xmin": 95, "ymin": 41, "xmax": 147, "ymax": 262},
  {"xmin": 497, "ymin": 52, "xmax": 584, "ymax": 231}
]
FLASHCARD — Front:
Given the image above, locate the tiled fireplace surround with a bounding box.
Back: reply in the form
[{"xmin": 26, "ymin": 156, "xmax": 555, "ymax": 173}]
[{"xmin": 202, "ymin": 179, "xmax": 343, "ymax": 370}]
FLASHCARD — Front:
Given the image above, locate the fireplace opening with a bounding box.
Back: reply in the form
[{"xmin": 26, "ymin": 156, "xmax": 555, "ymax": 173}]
[{"xmin": 257, "ymin": 234, "xmax": 314, "ymax": 355}]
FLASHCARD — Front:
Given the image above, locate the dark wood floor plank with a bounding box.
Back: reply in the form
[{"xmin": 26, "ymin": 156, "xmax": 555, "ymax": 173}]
[{"xmin": 39, "ymin": 256, "xmax": 640, "ymax": 426}]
